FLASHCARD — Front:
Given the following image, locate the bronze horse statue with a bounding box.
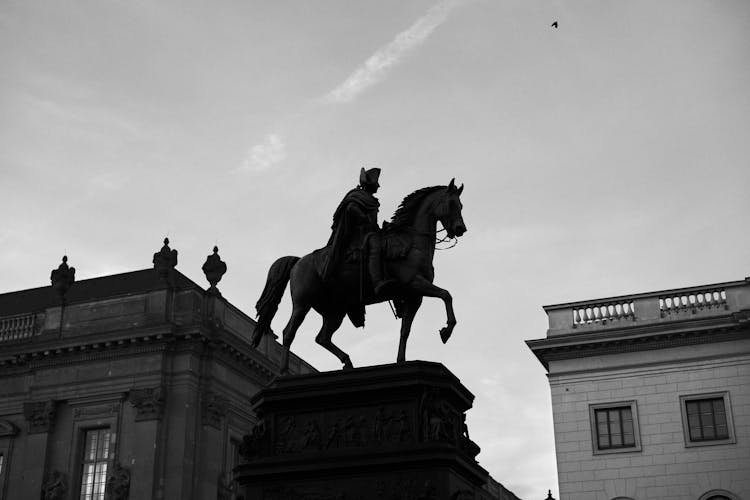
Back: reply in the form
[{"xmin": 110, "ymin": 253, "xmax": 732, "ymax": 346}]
[{"xmin": 251, "ymin": 179, "xmax": 467, "ymax": 373}]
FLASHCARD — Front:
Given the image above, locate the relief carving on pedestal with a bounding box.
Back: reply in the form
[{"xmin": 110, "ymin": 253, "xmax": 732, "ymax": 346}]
[
  {"xmin": 418, "ymin": 389, "xmax": 460, "ymax": 443},
  {"xmin": 299, "ymin": 419, "xmax": 322, "ymax": 451},
  {"xmin": 240, "ymin": 414, "xmax": 269, "ymax": 461},
  {"xmin": 23, "ymin": 400, "xmax": 56, "ymax": 434},
  {"xmin": 128, "ymin": 386, "xmax": 165, "ymax": 421},
  {"xmin": 449, "ymin": 489, "xmax": 475, "ymax": 500},
  {"xmin": 260, "ymin": 405, "xmax": 419, "ymax": 458},
  {"xmin": 417, "ymin": 389, "xmax": 479, "ymax": 459},
  {"xmin": 263, "ymin": 485, "xmax": 346, "ymax": 500},
  {"xmin": 375, "ymin": 477, "xmax": 436, "ymax": 500}
]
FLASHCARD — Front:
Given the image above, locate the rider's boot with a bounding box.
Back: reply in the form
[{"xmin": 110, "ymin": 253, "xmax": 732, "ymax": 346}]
[{"xmin": 369, "ymin": 251, "xmax": 397, "ymax": 296}]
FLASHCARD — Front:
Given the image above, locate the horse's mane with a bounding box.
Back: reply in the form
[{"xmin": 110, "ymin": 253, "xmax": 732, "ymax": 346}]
[{"xmin": 389, "ymin": 185, "xmax": 444, "ymax": 228}]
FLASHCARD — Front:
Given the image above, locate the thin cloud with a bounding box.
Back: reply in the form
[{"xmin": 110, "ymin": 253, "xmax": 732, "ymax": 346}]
[
  {"xmin": 238, "ymin": 133, "xmax": 287, "ymax": 173},
  {"xmin": 322, "ymin": 0, "xmax": 466, "ymax": 104}
]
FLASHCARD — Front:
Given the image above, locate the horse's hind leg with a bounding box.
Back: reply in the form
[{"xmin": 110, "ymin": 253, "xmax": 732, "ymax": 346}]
[
  {"xmin": 397, "ymin": 296, "xmax": 422, "ymax": 363},
  {"xmin": 315, "ymin": 311, "xmax": 352, "ymax": 370},
  {"xmin": 279, "ymin": 303, "xmax": 310, "ymax": 374}
]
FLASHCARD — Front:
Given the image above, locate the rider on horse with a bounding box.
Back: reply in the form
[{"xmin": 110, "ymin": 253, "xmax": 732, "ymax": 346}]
[{"xmin": 322, "ymin": 168, "xmax": 396, "ymax": 297}]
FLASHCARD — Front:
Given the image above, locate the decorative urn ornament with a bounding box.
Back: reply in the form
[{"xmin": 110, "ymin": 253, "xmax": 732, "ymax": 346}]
[{"xmin": 202, "ymin": 246, "xmax": 227, "ymax": 296}]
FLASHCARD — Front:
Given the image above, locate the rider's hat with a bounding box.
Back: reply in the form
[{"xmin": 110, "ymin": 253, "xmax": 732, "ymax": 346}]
[{"xmin": 359, "ymin": 167, "xmax": 381, "ymax": 188}]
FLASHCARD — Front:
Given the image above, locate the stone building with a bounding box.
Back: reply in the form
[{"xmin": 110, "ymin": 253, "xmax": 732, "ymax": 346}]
[
  {"xmin": 527, "ymin": 276, "xmax": 750, "ymax": 500},
  {"xmin": 0, "ymin": 244, "xmax": 314, "ymax": 500}
]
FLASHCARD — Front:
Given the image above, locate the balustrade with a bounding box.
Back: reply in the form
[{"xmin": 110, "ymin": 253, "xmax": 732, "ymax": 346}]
[
  {"xmin": 544, "ymin": 278, "xmax": 749, "ymax": 335},
  {"xmin": 0, "ymin": 314, "xmax": 37, "ymax": 343},
  {"xmin": 659, "ymin": 288, "xmax": 727, "ymax": 317},
  {"xmin": 573, "ymin": 301, "xmax": 635, "ymax": 326}
]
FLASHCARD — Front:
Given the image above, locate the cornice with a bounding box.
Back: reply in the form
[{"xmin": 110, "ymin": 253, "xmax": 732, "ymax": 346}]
[
  {"xmin": 0, "ymin": 323, "xmax": 278, "ymax": 383},
  {"xmin": 527, "ymin": 317, "xmax": 750, "ymax": 370}
]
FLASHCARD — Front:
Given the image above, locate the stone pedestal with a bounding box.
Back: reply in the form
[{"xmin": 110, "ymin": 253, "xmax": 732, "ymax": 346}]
[{"xmin": 235, "ymin": 361, "xmax": 490, "ymax": 500}]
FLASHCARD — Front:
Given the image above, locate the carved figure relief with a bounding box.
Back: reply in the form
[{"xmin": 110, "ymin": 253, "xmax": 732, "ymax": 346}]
[
  {"xmin": 325, "ymin": 419, "xmax": 343, "ymax": 450},
  {"xmin": 264, "ymin": 485, "xmax": 346, "ymax": 500},
  {"xmin": 449, "ymin": 489, "xmax": 474, "ymax": 500},
  {"xmin": 105, "ymin": 462, "xmax": 130, "ymax": 500},
  {"xmin": 395, "ymin": 410, "xmax": 411, "ymax": 443},
  {"xmin": 128, "ymin": 386, "xmax": 165, "ymax": 421},
  {"xmin": 418, "ymin": 389, "xmax": 459, "ymax": 443},
  {"xmin": 375, "ymin": 477, "xmax": 436, "ymax": 500},
  {"xmin": 267, "ymin": 406, "xmax": 422, "ymax": 458},
  {"xmin": 202, "ymin": 392, "xmax": 229, "ymax": 429},
  {"xmin": 275, "ymin": 416, "xmax": 297, "ymax": 454},
  {"xmin": 301, "ymin": 420, "xmax": 322, "ymax": 451},
  {"xmin": 23, "ymin": 400, "xmax": 56, "ymax": 434},
  {"xmin": 373, "ymin": 406, "xmax": 391, "ymax": 443},
  {"xmin": 240, "ymin": 415, "xmax": 269, "ymax": 460},
  {"xmin": 41, "ymin": 470, "xmax": 67, "ymax": 500}
]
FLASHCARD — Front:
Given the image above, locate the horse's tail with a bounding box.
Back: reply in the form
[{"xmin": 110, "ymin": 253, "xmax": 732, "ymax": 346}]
[{"xmin": 251, "ymin": 256, "xmax": 300, "ymax": 348}]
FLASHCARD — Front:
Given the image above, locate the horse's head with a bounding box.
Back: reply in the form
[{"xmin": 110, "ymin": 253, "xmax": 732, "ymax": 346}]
[{"xmin": 435, "ymin": 178, "xmax": 467, "ymax": 238}]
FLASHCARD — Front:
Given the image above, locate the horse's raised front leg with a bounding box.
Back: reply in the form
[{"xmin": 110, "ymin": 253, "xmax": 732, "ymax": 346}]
[
  {"xmin": 280, "ymin": 303, "xmax": 310, "ymax": 375},
  {"xmin": 315, "ymin": 311, "xmax": 353, "ymax": 370},
  {"xmin": 409, "ymin": 276, "xmax": 456, "ymax": 343},
  {"xmin": 397, "ymin": 296, "xmax": 422, "ymax": 363}
]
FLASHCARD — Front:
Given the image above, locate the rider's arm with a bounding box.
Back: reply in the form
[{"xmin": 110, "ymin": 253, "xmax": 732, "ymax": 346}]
[{"xmin": 345, "ymin": 202, "xmax": 368, "ymax": 221}]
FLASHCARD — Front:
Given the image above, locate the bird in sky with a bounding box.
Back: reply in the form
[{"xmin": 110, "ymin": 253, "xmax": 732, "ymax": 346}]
[{"xmin": 551, "ymin": 21, "xmax": 558, "ymax": 28}]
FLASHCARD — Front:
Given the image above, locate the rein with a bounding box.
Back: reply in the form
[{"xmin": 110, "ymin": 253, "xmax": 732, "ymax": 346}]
[
  {"xmin": 391, "ymin": 226, "xmax": 458, "ymax": 250},
  {"xmin": 434, "ymin": 228, "xmax": 458, "ymax": 251}
]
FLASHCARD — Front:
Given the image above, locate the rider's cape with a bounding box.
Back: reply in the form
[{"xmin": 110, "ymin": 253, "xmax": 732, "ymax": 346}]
[{"xmin": 321, "ymin": 188, "xmax": 379, "ymax": 282}]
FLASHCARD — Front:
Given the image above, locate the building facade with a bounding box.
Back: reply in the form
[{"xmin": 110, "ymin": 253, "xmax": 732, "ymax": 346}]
[
  {"xmin": 527, "ymin": 277, "xmax": 750, "ymax": 500},
  {"xmin": 0, "ymin": 253, "xmax": 313, "ymax": 500}
]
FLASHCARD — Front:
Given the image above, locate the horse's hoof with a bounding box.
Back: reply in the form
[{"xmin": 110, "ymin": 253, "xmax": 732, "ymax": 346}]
[
  {"xmin": 342, "ymin": 359, "xmax": 354, "ymax": 370},
  {"xmin": 439, "ymin": 327, "xmax": 452, "ymax": 344}
]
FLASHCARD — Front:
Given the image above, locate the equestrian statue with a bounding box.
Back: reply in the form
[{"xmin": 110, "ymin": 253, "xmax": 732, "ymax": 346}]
[{"xmin": 251, "ymin": 168, "xmax": 467, "ymax": 374}]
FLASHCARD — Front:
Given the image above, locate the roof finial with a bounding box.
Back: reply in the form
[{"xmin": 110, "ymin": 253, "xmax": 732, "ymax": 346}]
[
  {"xmin": 50, "ymin": 255, "xmax": 75, "ymax": 304},
  {"xmin": 153, "ymin": 237, "xmax": 178, "ymax": 286},
  {"xmin": 202, "ymin": 246, "xmax": 227, "ymax": 296}
]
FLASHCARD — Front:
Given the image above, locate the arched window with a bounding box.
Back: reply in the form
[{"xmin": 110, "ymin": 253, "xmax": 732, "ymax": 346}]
[{"xmin": 698, "ymin": 490, "xmax": 740, "ymax": 500}]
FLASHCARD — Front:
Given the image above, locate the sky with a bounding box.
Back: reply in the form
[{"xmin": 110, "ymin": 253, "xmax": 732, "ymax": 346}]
[{"xmin": 1, "ymin": 0, "xmax": 749, "ymax": 497}]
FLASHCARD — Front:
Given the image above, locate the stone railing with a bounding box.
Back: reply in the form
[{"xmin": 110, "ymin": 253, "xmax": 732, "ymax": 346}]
[
  {"xmin": 659, "ymin": 288, "xmax": 727, "ymax": 317},
  {"xmin": 573, "ymin": 299, "xmax": 636, "ymax": 326},
  {"xmin": 0, "ymin": 314, "xmax": 37, "ymax": 343},
  {"xmin": 544, "ymin": 278, "xmax": 750, "ymax": 336}
]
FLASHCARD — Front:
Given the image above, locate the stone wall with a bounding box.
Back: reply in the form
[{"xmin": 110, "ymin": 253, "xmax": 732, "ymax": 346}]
[{"xmin": 549, "ymin": 340, "xmax": 750, "ymax": 500}]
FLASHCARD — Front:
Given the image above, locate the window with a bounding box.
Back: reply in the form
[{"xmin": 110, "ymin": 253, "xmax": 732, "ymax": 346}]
[
  {"xmin": 680, "ymin": 392, "xmax": 736, "ymax": 447},
  {"xmin": 79, "ymin": 428, "xmax": 112, "ymax": 500},
  {"xmin": 589, "ymin": 401, "xmax": 641, "ymax": 454},
  {"xmin": 686, "ymin": 398, "xmax": 728, "ymax": 441},
  {"xmin": 596, "ymin": 407, "xmax": 635, "ymax": 449},
  {"xmin": 698, "ymin": 490, "xmax": 741, "ymax": 500}
]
